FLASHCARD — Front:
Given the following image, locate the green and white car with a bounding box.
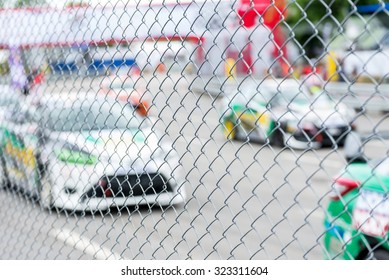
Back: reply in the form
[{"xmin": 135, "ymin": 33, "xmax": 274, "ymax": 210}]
[
  {"xmin": 324, "ymin": 132, "xmax": 389, "ymax": 259},
  {"xmin": 0, "ymin": 93, "xmax": 185, "ymax": 213},
  {"xmin": 221, "ymin": 79, "xmax": 356, "ymax": 149}
]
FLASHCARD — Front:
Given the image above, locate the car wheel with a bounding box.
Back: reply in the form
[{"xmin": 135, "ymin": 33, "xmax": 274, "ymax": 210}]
[
  {"xmin": 365, "ymin": 249, "xmax": 389, "ymax": 260},
  {"xmin": 0, "ymin": 154, "xmax": 9, "ymax": 189},
  {"xmin": 270, "ymin": 128, "xmax": 284, "ymax": 147},
  {"xmin": 224, "ymin": 119, "xmax": 236, "ymax": 140},
  {"xmin": 39, "ymin": 166, "xmax": 53, "ymax": 210}
]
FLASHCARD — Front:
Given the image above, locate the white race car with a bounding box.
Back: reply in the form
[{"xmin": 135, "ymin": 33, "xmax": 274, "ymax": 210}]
[
  {"xmin": 221, "ymin": 79, "xmax": 356, "ymax": 149},
  {"xmin": 0, "ymin": 93, "xmax": 185, "ymax": 213}
]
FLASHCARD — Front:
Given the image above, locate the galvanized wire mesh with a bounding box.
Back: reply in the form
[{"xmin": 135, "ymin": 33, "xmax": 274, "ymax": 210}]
[{"xmin": 0, "ymin": 0, "xmax": 389, "ymax": 260}]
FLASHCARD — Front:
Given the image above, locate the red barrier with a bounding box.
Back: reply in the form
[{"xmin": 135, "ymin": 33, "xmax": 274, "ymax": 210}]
[{"xmin": 237, "ymin": 0, "xmax": 289, "ymax": 76}]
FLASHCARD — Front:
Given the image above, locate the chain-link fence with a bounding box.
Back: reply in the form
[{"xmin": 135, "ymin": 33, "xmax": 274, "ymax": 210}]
[{"xmin": 0, "ymin": 0, "xmax": 389, "ymax": 260}]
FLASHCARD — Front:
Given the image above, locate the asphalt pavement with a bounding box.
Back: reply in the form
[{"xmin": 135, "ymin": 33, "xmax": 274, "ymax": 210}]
[{"xmin": 0, "ymin": 73, "xmax": 386, "ymax": 260}]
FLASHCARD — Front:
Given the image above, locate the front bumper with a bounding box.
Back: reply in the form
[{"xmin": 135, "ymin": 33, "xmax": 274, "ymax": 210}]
[
  {"xmin": 323, "ymin": 218, "xmax": 362, "ymax": 260},
  {"xmin": 47, "ymin": 157, "xmax": 186, "ymax": 211},
  {"xmin": 285, "ymin": 125, "xmax": 351, "ymax": 149}
]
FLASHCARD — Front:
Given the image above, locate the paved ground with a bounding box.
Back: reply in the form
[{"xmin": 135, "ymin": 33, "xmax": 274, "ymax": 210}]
[{"xmin": 0, "ymin": 73, "xmax": 387, "ymax": 259}]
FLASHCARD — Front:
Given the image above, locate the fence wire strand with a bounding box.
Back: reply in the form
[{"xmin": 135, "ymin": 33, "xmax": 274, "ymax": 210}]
[{"xmin": 0, "ymin": 0, "xmax": 389, "ymax": 260}]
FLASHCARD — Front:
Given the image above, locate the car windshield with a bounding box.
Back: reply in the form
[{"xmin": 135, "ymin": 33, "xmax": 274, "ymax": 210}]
[
  {"xmin": 0, "ymin": 95, "xmax": 19, "ymax": 107},
  {"xmin": 271, "ymin": 86, "xmax": 332, "ymax": 107},
  {"xmin": 0, "ymin": 88, "xmax": 20, "ymax": 107},
  {"xmin": 234, "ymin": 80, "xmax": 283, "ymax": 105},
  {"xmin": 233, "ymin": 80, "xmax": 332, "ymax": 108},
  {"xmin": 41, "ymin": 98, "xmax": 142, "ymax": 132},
  {"xmin": 270, "ymin": 86, "xmax": 308, "ymax": 106}
]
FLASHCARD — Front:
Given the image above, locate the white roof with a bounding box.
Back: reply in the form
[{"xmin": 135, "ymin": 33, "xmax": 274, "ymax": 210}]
[{"xmin": 0, "ymin": 2, "xmax": 232, "ymax": 48}]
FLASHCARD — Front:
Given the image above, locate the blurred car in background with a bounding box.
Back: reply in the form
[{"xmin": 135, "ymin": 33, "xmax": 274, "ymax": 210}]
[
  {"xmin": 0, "ymin": 85, "xmax": 21, "ymax": 117},
  {"xmin": 328, "ymin": 16, "xmax": 389, "ymax": 81},
  {"xmin": 0, "ymin": 93, "xmax": 184, "ymax": 213},
  {"xmin": 101, "ymin": 73, "xmax": 149, "ymax": 117},
  {"xmin": 221, "ymin": 79, "xmax": 356, "ymax": 149},
  {"xmin": 324, "ymin": 132, "xmax": 389, "ymax": 259}
]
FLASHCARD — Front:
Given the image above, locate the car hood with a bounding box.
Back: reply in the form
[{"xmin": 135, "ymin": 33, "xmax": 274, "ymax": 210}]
[
  {"xmin": 341, "ymin": 162, "xmax": 389, "ymax": 193},
  {"xmin": 273, "ymin": 101, "xmax": 353, "ymax": 127},
  {"xmin": 49, "ymin": 128, "xmax": 161, "ymax": 163}
]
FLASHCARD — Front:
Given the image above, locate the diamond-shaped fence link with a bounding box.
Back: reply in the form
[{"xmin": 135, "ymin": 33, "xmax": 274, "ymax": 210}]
[{"xmin": 0, "ymin": 0, "xmax": 389, "ymax": 260}]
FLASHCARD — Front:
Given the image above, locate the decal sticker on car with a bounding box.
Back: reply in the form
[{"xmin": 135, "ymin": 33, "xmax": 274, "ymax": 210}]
[
  {"xmin": 4, "ymin": 138, "xmax": 36, "ymax": 169},
  {"xmin": 353, "ymin": 190, "xmax": 389, "ymax": 237}
]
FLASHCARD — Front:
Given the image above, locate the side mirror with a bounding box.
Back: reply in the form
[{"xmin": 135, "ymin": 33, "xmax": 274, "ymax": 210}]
[{"xmin": 344, "ymin": 131, "xmax": 366, "ymax": 163}]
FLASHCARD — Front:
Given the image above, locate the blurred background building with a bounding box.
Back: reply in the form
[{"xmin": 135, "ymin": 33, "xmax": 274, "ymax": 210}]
[{"xmin": 0, "ymin": 0, "xmax": 388, "ymax": 83}]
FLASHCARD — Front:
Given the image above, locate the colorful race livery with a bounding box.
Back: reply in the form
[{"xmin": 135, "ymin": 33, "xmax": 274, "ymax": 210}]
[
  {"xmin": 324, "ymin": 132, "xmax": 389, "ymax": 259},
  {"xmin": 0, "ymin": 93, "xmax": 185, "ymax": 213},
  {"xmin": 221, "ymin": 79, "xmax": 356, "ymax": 149}
]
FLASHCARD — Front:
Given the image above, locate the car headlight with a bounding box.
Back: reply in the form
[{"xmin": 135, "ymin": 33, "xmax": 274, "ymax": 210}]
[
  {"xmin": 54, "ymin": 146, "xmax": 97, "ymax": 165},
  {"xmin": 285, "ymin": 120, "xmax": 299, "ymax": 133},
  {"xmin": 286, "ymin": 120, "xmax": 317, "ymax": 133}
]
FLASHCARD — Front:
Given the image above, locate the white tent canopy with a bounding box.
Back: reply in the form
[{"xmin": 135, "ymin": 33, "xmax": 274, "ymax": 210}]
[
  {"xmin": 0, "ymin": 1, "xmax": 278, "ymax": 76},
  {"xmin": 0, "ymin": 2, "xmax": 232, "ymax": 48}
]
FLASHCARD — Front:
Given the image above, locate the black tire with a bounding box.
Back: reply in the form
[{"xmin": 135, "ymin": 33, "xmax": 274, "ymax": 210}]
[
  {"xmin": 365, "ymin": 249, "xmax": 389, "ymax": 260},
  {"xmin": 39, "ymin": 173, "xmax": 53, "ymax": 209},
  {"xmin": 270, "ymin": 128, "xmax": 284, "ymax": 147},
  {"xmin": 0, "ymin": 154, "xmax": 9, "ymax": 189},
  {"xmin": 36, "ymin": 157, "xmax": 53, "ymax": 210}
]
